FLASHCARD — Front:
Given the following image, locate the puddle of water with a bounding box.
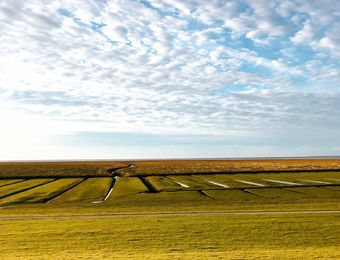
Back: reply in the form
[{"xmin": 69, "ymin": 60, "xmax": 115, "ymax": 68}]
[
  {"xmin": 91, "ymin": 201, "xmax": 103, "ymax": 204},
  {"xmin": 235, "ymin": 180, "xmax": 265, "ymax": 187},
  {"xmin": 206, "ymin": 181, "xmax": 229, "ymax": 188},
  {"xmin": 264, "ymin": 179, "xmax": 301, "ymax": 186},
  {"xmin": 104, "ymin": 187, "xmax": 114, "ymax": 201},
  {"xmin": 173, "ymin": 181, "xmax": 189, "ymax": 188}
]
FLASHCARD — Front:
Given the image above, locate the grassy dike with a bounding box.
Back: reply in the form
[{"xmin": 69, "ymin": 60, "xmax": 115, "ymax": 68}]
[
  {"xmin": 0, "ymin": 212, "xmax": 339, "ymax": 259},
  {"xmin": 0, "ymin": 195, "xmax": 339, "ymax": 259}
]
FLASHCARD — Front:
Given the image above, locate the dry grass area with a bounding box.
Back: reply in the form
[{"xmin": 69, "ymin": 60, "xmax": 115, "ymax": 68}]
[
  {"xmin": 0, "ymin": 161, "xmax": 129, "ymax": 178},
  {"xmin": 117, "ymin": 159, "xmax": 340, "ymax": 176},
  {"xmin": 1, "ymin": 159, "xmax": 340, "ymax": 178}
]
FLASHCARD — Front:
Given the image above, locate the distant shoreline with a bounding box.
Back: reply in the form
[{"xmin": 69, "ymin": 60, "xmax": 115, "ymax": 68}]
[{"xmin": 1, "ymin": 156, "xmax": 340, "ymax": 163}]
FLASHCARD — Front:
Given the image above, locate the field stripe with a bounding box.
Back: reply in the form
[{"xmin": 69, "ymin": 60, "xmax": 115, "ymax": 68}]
[
  {"xmin": 104, "ymin": 187, "xmax": 114, "ymax": 201},
  {"xmin": 299, "ymin": 179, "xmax": 331, "ymax": 184},
  {"xmin": 0, "ymin": 179, "xmax": 56, "ymax": 200},
  {"xmin": 46, "ymin": 178, "xmax": 86, "ymax": 203},
  {"xmin": 0, "ymin": 210, "xmax": 339, "ymax": 220},
  {"xmin": 264, "ymin": 179, "xmax": 301, "ymax": 186},
  {"xmin": 327, "ymin": 179, "xmax": 340, "ymax": 182},
  {"xmin": 205, "ymin": 181, "xmax": 229, "ymax": 188},
  {"xmin": 173, "ymin": 181, "xmax": 189, "ymax": 188},
  {"xmin": 0, "ymin": 179, "xmax": 26, "ymax": 188},
  {"xmin": 235, "ymin": 180, "xmax": 265, "ymax": 187}
]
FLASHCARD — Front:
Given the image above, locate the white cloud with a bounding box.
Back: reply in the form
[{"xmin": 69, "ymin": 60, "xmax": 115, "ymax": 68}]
[
  {"xmin": 291, "ymin": 20, "xmax": 315, "ymax": 44},
  {"xmin": 0, "ymin": 0, "xmax": 339, "ymax": 159}
]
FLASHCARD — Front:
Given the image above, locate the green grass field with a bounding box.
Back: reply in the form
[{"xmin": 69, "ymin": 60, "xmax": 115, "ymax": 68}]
[
  {"xmin": 0, "ymin": 178, "xmax": 83, "ymax": 206},
  {"xmin": 145, "ymin": 176, "xmax": 184, "ymax": 191},
  {"xmin": 0, "ymin": 212, "xmax": 339, "ymax": 259},
  {"xmin": 0, "ymin": 179, "xmax": 25, "ymax": 188},
  {"xmin": 0, "ymin": 160, "xmax": 339, "ymax": 259},
  {"xmin": 0, "ymin": 179, "xmax": 55, "ymax": 199},
  {"xmin": 52, "ymin": 177, "xmax": 112, "ymax": 203},
  {"xmin": 106, "ymin": 177, "xmax": 149, "ymax": 200}
]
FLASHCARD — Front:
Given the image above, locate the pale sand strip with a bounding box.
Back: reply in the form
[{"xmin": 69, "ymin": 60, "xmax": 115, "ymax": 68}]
[
  {"xmin": 173, "ymin": 181, "xmax": 189, "ymax": 188},
  {"xmin": 298, "ymin": 179, "xmax": 330, "ymax": 184},
  {"xmin": 205, "ymin": 181, "xmax": 229, "ymax": 188},
  {"xmin": 264, "ymin": 179, "xmax": 301, "ymax": 186},
  {"xmin": 235, "ymin": 180, "xmax": 265, "ymax": 187}
]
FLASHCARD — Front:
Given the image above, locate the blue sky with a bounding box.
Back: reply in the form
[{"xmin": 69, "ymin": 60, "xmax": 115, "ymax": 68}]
[{"xmin": 0, "ymin": 0, "xmax": 339, "ymax": 160}]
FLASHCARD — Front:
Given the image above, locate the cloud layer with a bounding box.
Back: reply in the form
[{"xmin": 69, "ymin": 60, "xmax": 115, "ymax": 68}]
[{"xmin": 0, "ymin": 0, "xmax": 339, "ymax": 159}]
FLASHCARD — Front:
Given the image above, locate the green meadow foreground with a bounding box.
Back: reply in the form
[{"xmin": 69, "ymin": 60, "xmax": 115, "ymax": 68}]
[{"xmin": 0, "ymin": 159, "xmax": 339, "ymax": 259}]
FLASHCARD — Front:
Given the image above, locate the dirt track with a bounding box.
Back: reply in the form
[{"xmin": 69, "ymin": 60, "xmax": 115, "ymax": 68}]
[{"xmin": 0, "ymin": 210, "xmax": 339, "ymax": 220}]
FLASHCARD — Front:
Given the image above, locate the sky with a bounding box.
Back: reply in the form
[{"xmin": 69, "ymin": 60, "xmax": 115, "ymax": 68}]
[{"xmin": 0, "ymin": 0, "xmax": 340, "ymax": 160}]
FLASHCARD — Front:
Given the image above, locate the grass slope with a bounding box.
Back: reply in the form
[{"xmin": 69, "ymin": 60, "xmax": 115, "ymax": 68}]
[
  {"xmin": 145, "ymin": 176, "xmax": 183, "ymax": 191},
  {"xmin": 0, "ymin": 178, "xmax": 83, "ymax": 205},
  {"xmin": 0, "ymin": 179, "xmax": 55, "ymax": 199},
  {"xmin": 0, "ymin": 213, "xmax": 339, "ymax": 259},
  {"xmin": 52, "ymin": 178, "xmax": 112, "ymax": 203},
  {"xmin": 105, "ymin": 177, "xmax": 149, "ymax": 201},
  {"xmin": 167, "ymin": 175, "xmax": 219, "ymax": 190},
  {"xmin": 0, "ymin": 179, "xmax": 25, "ymax": 188}
]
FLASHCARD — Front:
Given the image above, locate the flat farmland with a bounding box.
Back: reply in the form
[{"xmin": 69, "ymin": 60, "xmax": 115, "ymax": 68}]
[
  {"xmin": 0, "ymin": 179, "xmax": 55, "ymax": 199},
  {"xmin": 0, "ymin": 161, "xmax": 129, "ymax": 178},
  {"xmin": 0, "ymin": 159, "xmax": 339, "ymax": 259},
  {"xmin": 116, "ymin": 159, "xmax": 340, "ymax": 176},
  {"xmin": 52, "ymin": 178, "xmax": 112, "ymax": 203},
  {"xmin": 144, "ymin": 176, "xmax": 184, "ymax": 191},
  {"xmin": 0, "ymin": 178, "xmax": 83, "ymax": 206},
  {"xmin": 0, "ymin": 179, "xmax": 25, "ymax": 188}
]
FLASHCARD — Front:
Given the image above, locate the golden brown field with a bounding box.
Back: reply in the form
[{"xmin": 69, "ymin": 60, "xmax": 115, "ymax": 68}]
[
  {"xmin": 1, "ymin": 159, "xmax": 340, "ymax": 178},
  {"xmin": 0, "ymin": 161, "xmax": 129, "ymax": 178},
  {"xmin": 117, "ymin": 159, "xmax": 340, "ymax": 176}
]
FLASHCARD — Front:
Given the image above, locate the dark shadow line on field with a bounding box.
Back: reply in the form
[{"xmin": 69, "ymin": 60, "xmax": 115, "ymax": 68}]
[
  {"xmin": 0, "ymin": 179, "xmax": 57, "ymax": 201},
  {"xmin": 321, "ymin": 186, "xmax": 340, "ymax": 194},
  {"xmin": 107, "ymin": 163, "xmax": 135, "ymax": 176},
  {"xmin": 284, "ymin": 186, "xmax": 340, "ymax": 198},
  {"xmin": 198, "ymin": 190, "xmax": 215, "ymax": 200},
  {"xmin": 102, "ymin": 176, "xmax": 117, "ymax": 201},
  {"xmin": 3, "ymin": 179, "xmax": 85, "ymax": 206},
  {"xmin": 45, "ymin": 178, "xmax": 87, "ymax": 203},
  {"xmin": 281, "ymin": 188, "xmax": 315, "ymax": 196},
  {"xmin": 242, "ymin": 189, "xmax": 270, "ymax": 198},
  {"xmin": 138, "ymin": 177, "xmax": 157, "ymax": 193},
  {"xmin": 0, "ymin": 179, "xmax": 27, "ymax": 188}
]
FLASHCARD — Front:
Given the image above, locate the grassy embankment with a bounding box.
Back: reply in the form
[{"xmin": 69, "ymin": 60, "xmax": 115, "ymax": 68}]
[
  {"xmin": 52, "ymin": 177, "xmax": 112, "ymax": 203},
  {"xmin": 0, "ymin": 213, "xmax": 339, "ymax": 259},
  {"xmin": 0, "ymin": 178, "xmax": 83, "ymax": 205}
]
